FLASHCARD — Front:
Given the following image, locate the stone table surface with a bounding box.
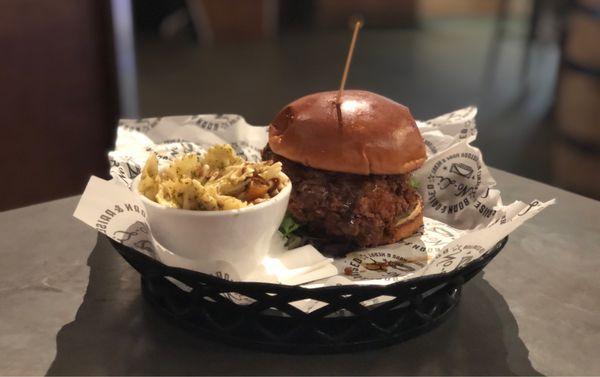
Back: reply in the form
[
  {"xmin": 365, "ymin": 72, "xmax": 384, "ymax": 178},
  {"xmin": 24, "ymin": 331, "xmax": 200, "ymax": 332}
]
[{"xmin": 1, "ymin": 168, "xmax": 599, "ymax": 376}]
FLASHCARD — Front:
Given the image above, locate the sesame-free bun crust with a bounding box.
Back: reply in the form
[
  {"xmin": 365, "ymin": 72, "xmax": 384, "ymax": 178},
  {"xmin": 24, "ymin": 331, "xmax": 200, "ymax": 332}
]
[{"xmin": 268, "ymin": 90, "xmax": 426, "ymax": 175}]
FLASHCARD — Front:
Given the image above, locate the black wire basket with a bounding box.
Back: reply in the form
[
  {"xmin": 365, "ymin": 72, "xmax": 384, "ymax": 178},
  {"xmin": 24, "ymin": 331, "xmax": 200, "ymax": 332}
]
[{"xmin": 110, "ymin": 236, "xmax": 508, "ymax": 353}]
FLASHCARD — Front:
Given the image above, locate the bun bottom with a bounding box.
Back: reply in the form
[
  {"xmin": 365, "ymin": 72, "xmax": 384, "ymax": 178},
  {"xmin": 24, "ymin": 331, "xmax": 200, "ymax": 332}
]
[{"xmin": 373, "ymin": 199, "xmax": 424, "ymax": 247}]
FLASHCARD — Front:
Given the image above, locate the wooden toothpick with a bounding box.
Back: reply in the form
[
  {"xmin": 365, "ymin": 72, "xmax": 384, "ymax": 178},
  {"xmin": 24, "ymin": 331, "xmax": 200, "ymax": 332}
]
[{"xmin": 337, "ymin": 19, "xmax": 363, "ymax": 104}]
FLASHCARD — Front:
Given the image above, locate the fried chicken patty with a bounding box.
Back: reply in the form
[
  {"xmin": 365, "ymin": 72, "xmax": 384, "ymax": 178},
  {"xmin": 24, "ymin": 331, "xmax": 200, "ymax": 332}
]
[{"xmin": 263, "ymin": 146, "xmax": 420, "ymax": 248}]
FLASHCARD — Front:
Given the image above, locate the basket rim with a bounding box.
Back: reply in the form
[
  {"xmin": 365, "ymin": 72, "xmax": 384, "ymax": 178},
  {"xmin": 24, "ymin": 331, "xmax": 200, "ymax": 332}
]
[{"xmin": 108, "ymin": 236, "xmax": 508, "ymax": 295}]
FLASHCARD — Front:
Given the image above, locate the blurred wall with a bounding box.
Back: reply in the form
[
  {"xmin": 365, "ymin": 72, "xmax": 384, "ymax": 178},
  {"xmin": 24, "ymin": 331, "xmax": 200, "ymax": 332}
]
[{"xmin": 0, "ymin": 0, "xmax": 118, "ymax": 211}]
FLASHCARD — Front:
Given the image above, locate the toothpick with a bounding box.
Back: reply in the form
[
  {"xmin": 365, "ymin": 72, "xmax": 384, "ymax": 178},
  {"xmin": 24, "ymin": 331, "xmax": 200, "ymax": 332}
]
[{"xmin": 337, "ymin": 19, "xmax": 363, "ymax": 104}]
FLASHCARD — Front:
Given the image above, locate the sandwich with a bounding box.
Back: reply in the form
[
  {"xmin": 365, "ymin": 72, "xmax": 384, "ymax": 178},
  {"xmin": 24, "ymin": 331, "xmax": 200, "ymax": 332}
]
[{"xmin": 263, "ymin": 90, "xmax": 427, "ymax": 254}]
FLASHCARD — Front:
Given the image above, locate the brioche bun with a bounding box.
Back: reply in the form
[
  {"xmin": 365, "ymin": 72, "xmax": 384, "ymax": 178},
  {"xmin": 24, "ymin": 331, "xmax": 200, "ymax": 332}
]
[{"xmin": 268, "ymin": 90, "xmax": 426, "ymax": 175}]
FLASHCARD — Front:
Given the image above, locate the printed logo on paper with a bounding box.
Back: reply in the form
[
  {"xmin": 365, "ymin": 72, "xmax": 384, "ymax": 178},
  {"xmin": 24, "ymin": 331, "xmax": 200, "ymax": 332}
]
[
  {"xmin": 119, "ymin": 118, "xmax": 162, "ymax": 133},
  {"xmin": 433, "ymin": 244, "xmax": 486, "ymax": 273},
  {"xmin": 340, "ymin": 219, "xmax": 462, "ymax": 281},
  {"xmin": 341, "ymin": 230, "xmax": 429, "ymax": 281},
  {"xmin": 426, "ymin": 107, "xmax": 476, "ymax": 126},
  {"xmin": 94, "ymin": 203, "xmax": 155, "ymax": 257},
  {"xmin": 342, "ymin": 248, "xmax": 429, "ymax": 281},
  {"xmin": 426, "ymin": 152, "xmax": 482, "ymax": 215},
  {"xmin": 423, "ymin": 139, "xmax": 438, "ymax": 154},
  {"xmin": 95, "ymin": 204, "xmax": 146, "ymax": 234},
  {"xmin": 110, "ymin": 158, "xmax": 141, "ymax": 183},
  {"xmin": 186, "ymin": 114, "xmax": 241, "ymax": 132}
]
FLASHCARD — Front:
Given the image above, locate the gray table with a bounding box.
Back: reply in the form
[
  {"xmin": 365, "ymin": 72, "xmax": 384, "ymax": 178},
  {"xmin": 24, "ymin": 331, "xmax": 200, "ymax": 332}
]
[{"xmin": 1, "ymin": 168, "xmax": 599, "ymax": 376}]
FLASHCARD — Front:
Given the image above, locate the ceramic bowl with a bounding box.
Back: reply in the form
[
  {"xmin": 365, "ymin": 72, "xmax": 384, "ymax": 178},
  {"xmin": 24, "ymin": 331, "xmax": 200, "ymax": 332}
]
[{"xmin": 131, "ymin": 174, "xmax": 291, "ymax": 279}]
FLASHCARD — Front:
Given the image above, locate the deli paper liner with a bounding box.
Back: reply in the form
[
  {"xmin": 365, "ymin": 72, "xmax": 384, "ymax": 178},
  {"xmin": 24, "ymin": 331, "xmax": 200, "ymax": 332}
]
[{"xmin": 74, "ymin": 109, "xmax": 554, "ymax": 311}]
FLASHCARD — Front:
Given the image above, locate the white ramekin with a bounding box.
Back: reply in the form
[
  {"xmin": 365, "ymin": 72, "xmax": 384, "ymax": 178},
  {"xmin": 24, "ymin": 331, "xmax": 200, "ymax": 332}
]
[{"xmin": 132, "ymin": 174, "xmax": 291, "ymax": 279}]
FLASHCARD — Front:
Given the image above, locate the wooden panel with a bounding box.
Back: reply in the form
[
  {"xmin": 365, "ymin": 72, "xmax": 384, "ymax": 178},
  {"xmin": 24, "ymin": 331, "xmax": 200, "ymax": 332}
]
[
  {"xmin": 555, "ymin": 69, "xmax": 600, "ymax": 144},
  {"xmin": 564, "ymin": 11, "xmax": 600, "ymax": 70},
  {"xmin": 557, "ymin": 6, "xmax": 600, "ymax": 147},
  {"xmin": 0, "ymin": 0, "xmax": 118, "ymax": 210},
  {"xmin": 198, "ymin": 0, "xmax": 272, "ymax": 41},
  {"xmin": 314, "ymin": 0, "xmax": 417, "ymax": 28},
  {"xmin": 418, "ymin": 0, "xmax": 505, "ymax": 17},
  {"xmin": 578, "ymin": 0, "xmax": 600, "ymax": 9}
]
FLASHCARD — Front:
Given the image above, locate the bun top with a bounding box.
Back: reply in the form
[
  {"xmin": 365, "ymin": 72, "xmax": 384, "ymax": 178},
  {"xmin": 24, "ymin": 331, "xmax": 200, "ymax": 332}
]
[{"xmin": 268, "ymin": 90, "xmax": 427, "ymax": 175}]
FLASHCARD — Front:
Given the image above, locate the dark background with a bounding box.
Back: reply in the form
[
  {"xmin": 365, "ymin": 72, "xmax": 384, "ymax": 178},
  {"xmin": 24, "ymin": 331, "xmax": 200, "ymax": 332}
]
[{"xmin": 1, "ymin": 0, "xmax": 599, "ymax": 211}]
